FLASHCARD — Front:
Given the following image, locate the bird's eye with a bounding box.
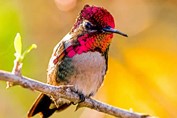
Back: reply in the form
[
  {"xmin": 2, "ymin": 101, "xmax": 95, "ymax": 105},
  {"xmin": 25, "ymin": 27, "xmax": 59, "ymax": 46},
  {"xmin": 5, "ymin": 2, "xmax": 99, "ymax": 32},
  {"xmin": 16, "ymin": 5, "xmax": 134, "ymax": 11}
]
[{"xmin": 85, "ymin": 22, "xmax": 93, "ymax": 30}]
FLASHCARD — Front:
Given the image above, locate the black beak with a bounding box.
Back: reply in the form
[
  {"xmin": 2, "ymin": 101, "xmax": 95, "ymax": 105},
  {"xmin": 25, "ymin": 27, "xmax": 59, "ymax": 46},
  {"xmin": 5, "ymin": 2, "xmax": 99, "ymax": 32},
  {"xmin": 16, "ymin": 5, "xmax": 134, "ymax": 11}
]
[{"xmin": 102, "ymin": 27, "xmax": 128, "ymax": 37}]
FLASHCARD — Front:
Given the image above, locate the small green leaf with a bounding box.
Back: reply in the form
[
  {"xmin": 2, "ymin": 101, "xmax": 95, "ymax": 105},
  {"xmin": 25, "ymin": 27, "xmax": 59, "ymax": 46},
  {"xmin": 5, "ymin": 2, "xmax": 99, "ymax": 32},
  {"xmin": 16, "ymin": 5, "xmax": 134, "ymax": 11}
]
[
  {"xmin": 20, "ymin": 44, "xmax": 37, "ymax": 61},
  {"xmin": 14, "ymin": 33, "xmax": 22, "ymax": 57}
]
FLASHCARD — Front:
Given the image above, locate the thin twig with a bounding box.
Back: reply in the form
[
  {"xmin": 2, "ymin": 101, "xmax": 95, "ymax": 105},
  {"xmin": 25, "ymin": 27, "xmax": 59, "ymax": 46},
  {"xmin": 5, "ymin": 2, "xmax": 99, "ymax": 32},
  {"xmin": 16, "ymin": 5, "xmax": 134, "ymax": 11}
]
[
  {"xmin": 6, "ymin": 58, "xmax": 22, "ymax": 87},
  {"xmin": 0, "ymin": 70, "xmax": 152, "ymax": 118}
]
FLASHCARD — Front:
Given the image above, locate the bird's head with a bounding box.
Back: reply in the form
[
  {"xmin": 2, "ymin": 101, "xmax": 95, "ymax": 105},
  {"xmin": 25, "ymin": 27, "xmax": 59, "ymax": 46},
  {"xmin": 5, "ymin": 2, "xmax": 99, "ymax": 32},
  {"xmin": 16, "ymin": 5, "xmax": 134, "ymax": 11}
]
[{"xmin": 70, "ymin": 5, "xmax": 127, "ymax": 54}]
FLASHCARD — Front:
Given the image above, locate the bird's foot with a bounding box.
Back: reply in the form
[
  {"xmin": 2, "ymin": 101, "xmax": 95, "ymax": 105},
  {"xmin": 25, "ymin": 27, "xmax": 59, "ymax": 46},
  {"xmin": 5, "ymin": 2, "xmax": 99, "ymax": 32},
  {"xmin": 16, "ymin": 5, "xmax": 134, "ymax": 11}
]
[
  {"xmin": 74, "ymin": 92, "xmax": 86, "ymax": 111},
  {"xmin": 71, "ymin": 90, "xmax": 85, "ymax": 105},
  {"xmin": 78, "ymin": 93, "xmax": 85, "ymax": 103}
]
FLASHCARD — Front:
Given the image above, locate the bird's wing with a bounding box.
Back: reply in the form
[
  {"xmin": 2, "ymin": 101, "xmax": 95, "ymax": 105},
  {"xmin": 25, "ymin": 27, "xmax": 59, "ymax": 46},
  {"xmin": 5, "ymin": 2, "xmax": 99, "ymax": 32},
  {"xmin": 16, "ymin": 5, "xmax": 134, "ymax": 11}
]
[{"xmin": 47, "ymin": 34, "xmax": 73, "ymax": 85}]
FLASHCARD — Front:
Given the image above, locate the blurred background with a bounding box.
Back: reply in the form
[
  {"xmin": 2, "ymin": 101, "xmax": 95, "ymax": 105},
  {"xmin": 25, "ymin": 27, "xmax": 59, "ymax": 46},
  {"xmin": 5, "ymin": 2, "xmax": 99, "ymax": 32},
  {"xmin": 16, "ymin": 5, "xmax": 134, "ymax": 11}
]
[{"xmin": 0, "ymin": 0, "xmax": 177, "ymax": 118}]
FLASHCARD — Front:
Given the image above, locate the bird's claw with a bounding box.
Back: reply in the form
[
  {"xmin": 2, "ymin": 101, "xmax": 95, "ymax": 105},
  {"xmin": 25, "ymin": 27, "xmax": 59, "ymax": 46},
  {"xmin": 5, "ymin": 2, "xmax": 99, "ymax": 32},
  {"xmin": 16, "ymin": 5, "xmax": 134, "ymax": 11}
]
[
  {"xmin": 71, "ymin": 90, "xmax": 85, "ymax": 105},
  {"xmin": 78, "ymin": 93, "xmax": 85, "ymax": 103}
]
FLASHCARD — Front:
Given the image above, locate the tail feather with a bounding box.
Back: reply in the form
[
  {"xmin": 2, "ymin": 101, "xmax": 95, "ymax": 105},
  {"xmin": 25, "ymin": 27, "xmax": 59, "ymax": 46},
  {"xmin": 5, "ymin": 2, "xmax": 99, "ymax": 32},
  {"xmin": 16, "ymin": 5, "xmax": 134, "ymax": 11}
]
[{"xmin": 28, "ymin": 94, "xmax": 71, "ymax": 118}]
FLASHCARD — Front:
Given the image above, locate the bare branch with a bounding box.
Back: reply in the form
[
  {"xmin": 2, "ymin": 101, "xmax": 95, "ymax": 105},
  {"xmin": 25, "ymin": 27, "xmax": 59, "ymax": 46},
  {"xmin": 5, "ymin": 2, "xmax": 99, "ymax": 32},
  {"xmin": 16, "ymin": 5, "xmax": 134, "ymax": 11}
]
[{"xmin": 0, "ymin": 70, "xmax": 152, "ymax": 118}]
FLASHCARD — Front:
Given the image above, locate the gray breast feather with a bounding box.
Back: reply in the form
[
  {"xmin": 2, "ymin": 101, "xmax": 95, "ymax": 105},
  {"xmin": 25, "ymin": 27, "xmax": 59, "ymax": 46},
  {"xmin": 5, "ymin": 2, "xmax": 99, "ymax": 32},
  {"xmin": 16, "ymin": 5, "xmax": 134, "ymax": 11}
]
[{"xmin": 57, "ymin": 51, "xmax": 107, "ymax": 96}]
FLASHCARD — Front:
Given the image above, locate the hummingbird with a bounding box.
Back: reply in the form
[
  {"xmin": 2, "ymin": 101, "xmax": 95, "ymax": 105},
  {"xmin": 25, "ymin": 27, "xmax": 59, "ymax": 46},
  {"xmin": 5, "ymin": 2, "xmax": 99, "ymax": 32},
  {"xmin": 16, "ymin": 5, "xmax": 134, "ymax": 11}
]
[{"xmin": 27, "ymin": 4, "xmax": 127, "ymax": 118}]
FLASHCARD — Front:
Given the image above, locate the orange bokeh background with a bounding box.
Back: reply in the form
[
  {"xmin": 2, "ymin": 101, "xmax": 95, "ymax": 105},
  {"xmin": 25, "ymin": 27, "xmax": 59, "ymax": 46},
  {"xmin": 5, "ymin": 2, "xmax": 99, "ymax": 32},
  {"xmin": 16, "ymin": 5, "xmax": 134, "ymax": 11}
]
[{"xmin": 0, "ymin": 0, "xmax": 177, "ymax": 118}]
